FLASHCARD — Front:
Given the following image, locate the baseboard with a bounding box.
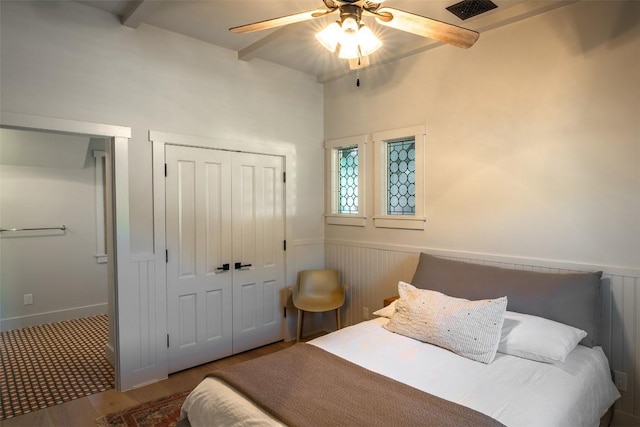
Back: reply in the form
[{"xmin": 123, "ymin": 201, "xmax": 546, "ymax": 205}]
[
  {"xmin": 104, "ymin": 342, "xmax": 115, "ymax": 367},
  {"xmin": 0, "ymin": 303, "xmax": 108, "ymax": 332},
  {"xmin": 611, "ymin": 409, "xmax": 640, "ymax": 426}
]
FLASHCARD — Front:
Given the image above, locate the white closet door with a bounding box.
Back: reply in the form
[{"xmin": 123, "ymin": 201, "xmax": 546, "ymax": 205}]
[
  {"xmin": 166, "ymin": 146, "xmax": 285, "ymax": 372},
  {"xmin": 231, "ymin": 152, "xmax": 285, "ymax": 353},
  {"xmin": 166, "ymin": 145, "xmax": 233, "ymax": 373}
]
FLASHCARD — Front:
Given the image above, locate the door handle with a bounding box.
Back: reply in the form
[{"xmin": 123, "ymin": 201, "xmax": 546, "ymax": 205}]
[
  {"xmin": 215, "ymin": 263, "xmax": 230, "ymax": 272},
  {"xmin": 235, "ymin": 262, "xmax": 252, "ymax": 270}
]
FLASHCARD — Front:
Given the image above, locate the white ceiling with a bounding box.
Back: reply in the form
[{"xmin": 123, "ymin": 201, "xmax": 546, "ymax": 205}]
[{"xmin": 77, "ymin": 0, "xmax": 575, "ymax": 83}]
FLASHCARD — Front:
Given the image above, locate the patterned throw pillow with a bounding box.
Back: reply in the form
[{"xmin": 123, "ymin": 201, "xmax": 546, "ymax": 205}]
[{"xmin": 385, "ymin": 282, "xmax": 507, "ymax": 364}]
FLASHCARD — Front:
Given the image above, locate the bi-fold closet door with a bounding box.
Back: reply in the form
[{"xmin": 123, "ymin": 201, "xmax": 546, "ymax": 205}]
[{"xmin": 165, "ymin": 144, "xmax": 285, "ymax": 373}]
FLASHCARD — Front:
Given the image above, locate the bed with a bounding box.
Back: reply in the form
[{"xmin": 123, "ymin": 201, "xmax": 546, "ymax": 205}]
[{"xmin": 178, "ymin": 253, "xmax": 621, "ymax": 427}]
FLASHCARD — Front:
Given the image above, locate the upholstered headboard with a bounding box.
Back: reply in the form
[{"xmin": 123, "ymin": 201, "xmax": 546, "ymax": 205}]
[{"xmin": 411, "ymin": 253, "xmax": 602, "ymax": 347}]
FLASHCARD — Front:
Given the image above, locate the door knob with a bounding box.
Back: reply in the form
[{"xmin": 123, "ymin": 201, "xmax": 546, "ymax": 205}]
[
  {"xmin": 215, "ymin": 263, "xmax": 230, "ymax": 272},
  {"xmin": 235, "ymin": 262, "xmax": 252, "ymax": 270}
]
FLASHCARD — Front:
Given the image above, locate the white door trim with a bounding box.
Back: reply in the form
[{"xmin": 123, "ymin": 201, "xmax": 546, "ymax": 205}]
[
  {"xmin": 150, "ymin": 130, "xmax": 297, "ymax": 379},
  {"xmin": 0, "ymin": 111, "xmax": 131, "ymax": 391}
]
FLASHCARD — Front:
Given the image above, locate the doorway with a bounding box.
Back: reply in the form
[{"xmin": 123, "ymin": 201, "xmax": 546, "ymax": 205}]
[
  {"xmin": 0, "ymin": 111, "xmax": 130, "ymax": 391},
  {"xmin": 0, "ymin": 130, "xmax": 109, "ymax": 330}
]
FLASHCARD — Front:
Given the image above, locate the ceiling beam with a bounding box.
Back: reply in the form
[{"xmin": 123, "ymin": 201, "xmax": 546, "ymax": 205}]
[
  {"xmin": 121, "ymin": 0, "xmax": 158, "ymax": 28},
  {"xmin": 237, "ymin": 27, "xmax": 295, "ymax": 62}
]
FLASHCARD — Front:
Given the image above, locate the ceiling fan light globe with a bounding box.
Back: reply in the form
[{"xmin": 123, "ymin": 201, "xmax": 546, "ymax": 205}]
[
  {"xmin": 338, "ymin": 27, "xmax": 360, "ymax": 59},
  {"xmin": 342, "ymin": 16, "xmax": 358, "ymax": 33},
  {"xmin": 357, "ymin": 25, "xmax": 382, "ymax": 56},
  {"xmin": 315, "ymin": 22, "xmax": 341, "ymax": 52}
]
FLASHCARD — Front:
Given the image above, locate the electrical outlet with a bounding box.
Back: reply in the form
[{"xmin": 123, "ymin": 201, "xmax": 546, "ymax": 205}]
[
  {"xmin": 362, "ymin": 307, "xmax": 369, "ymax": 320},
  {"xmin": 614, "ymin": 371, "xmax": 627, "ymax": 392},
  {"xmin": 24, "ymin": 294, "xmax": 33, "ymax": 305}
]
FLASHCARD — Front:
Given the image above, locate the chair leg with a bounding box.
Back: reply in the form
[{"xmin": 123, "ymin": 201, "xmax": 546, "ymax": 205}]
[
  {"xmin": 336, "ymin": 308, "xmax": 341, "ymax": 330},
  {"xmin": 297, "ymin": 309, "xmax": 304, "ymax": 342}
]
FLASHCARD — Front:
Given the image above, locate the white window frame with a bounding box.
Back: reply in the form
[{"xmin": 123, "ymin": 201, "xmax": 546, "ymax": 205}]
[
  {"xmin": 373, "ymin": 125, "xmax": 426, "ymax": 230},
  {"xmin": 324, "ymin": 134, "xmax": 367, "ymax": 227}
]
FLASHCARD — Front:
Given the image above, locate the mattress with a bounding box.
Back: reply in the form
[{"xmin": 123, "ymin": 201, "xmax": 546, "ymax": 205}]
[{"xmin": 180, "ymin": 318, "xmax": 620, "ymax": 427}]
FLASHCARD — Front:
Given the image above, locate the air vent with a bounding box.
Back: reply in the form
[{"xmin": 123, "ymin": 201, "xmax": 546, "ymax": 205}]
[{"xmin": 446, "ymin": 0, "xmax": 497, "ymax": 20}]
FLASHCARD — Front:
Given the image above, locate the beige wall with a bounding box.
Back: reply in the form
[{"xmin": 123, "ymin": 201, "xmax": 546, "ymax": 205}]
[
  {"xmin": 323, "ymin": 1, "xmax": 639, "ymax": 421},
  {"xmin": 324, "ymin": 0, "xmax": 639, "ymax": 270}
]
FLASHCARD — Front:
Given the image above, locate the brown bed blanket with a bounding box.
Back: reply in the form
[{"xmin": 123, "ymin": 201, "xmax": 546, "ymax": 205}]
[{"xmin": 207, "ymin": 343, "xmax": 505, "ymax": 427}]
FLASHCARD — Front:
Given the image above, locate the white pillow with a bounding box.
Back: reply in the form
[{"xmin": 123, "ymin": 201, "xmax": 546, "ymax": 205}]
[
  {"xmin": 384, "ymin": 282, "xmax": 507, "ymax": 364},
  {"xmin": 372, "ymin": 299, "xmax": 397, "ymax": 318},
  {"xmin": 498, "ymin": 311, "xmax": 587, "ymax": 363}
]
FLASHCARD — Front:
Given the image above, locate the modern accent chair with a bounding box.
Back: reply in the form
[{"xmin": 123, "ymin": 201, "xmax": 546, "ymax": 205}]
[{"xmin": 292, "ymin": 269, "xmax": 346, "ymax": 342}]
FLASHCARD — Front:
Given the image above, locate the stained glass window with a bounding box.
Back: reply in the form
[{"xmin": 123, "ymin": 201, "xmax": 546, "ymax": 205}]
[
  {"xmin": 387, "ymin": 138, "xmax": 415, "ymax": 215},
  {"xmin": 337, "ymin": 146, "xmax": 358, "ymax": 214}
]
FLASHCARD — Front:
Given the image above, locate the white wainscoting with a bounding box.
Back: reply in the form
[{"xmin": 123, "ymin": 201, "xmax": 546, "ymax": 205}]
[
  {"xmin": 129, "ymin": 254, "xmax": 157, "ymax": 370},
  {"xmin": 291, "ymin": 238, "xmax": 325, "ymax": 278},
  {"xmin": 126, "ymin": 253, "xmax": 167, "ymax": 388},
  {"xmin": 325, "ymin": 239, "xmax": 640, "ymax": 423}
]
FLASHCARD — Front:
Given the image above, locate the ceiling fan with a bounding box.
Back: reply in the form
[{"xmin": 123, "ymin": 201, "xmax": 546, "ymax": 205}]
[{"xmin": 230, "ymin": 0, "xmax": 480, "ymax": 69}]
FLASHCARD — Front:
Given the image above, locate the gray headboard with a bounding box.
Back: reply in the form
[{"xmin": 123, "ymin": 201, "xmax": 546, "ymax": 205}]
[{"xmin": 411, "ymin": 253, "xmax": 602, "ymax": 347}]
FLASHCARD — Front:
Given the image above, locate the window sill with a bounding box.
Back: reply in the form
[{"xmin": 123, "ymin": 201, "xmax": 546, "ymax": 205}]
[
  {"xmin": 373, "ymin": 216, "xmax": 426, "ymax": 230},
  {"xmin": 325, "ymin": 215, "xmax": 366, "ymax": 227}
]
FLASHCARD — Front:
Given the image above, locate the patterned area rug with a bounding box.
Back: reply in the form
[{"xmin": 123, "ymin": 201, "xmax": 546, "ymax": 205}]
[
  {"xmin": 0, "ymin": 315, "xmax": 114, "ymax": 420},
  {"xmin": 96, "ymin": 391, "xmax": 190, "ymax": 427}
]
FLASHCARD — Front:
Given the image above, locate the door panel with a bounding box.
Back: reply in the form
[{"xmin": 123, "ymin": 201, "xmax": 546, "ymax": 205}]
[
  {"xmin": 204, "ymin": 162, "xmax": 224, "ymax": 276},
  {"xmin": 178, "ymin": 294, "xmax": 197, "ymax": 346},
  {"xmin": 205, "ymin": 289, "xmax": 224, "ymax": 339},
  {"xmin": 263, "ymin": 279, "xmax": 278, "ymax": 325},
  {"xmin": 177, "ymin": 160, "xmax": 196, "ymax": 278},
  {"xmin": 166, "ymin": 145, "xmax": 233, "ymax": 373},
  {"xmin": 240, "ymin": 282, "xmax": 258, "ymax": 332}
]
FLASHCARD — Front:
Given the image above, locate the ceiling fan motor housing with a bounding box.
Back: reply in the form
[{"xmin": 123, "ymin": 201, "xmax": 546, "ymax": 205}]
[
  {"xmin": 339, "ymin": 4, "xmax": 363, "ymax": 26},
  {"xmin": 323, "ymin": 0, "xmax": 384, "ymax": 17}
]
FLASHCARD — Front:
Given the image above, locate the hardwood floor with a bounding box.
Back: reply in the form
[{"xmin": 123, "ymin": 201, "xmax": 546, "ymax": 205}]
[{"xmin": 0, "ymin": 339, "xmax": 298, "ymax": 427}]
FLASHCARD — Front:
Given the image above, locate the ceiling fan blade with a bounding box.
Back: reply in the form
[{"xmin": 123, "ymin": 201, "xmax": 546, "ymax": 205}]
[
  {"xmin": 230, "ymin": 9, "xmax": 334, "ymax": 34},
  {"xmin": 375, "ymin": 7, "xmax": 479, "ymax": 49}
]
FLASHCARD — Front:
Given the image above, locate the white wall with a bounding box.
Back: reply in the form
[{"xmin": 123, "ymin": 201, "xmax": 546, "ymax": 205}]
[
  {"xmin": 0, "ymin": 1, "xmax": 325, "ymax": 388},
  {"xmin": 0, "ymin": 139, "xmax": 108, "ymax": 330},
  {"xmin": 323, "ymin": 1, "xmax": 639, "ymax": 422},
  {"xmin": 0, "ymin": 0, "xmax": 325, "ymax": 259}
]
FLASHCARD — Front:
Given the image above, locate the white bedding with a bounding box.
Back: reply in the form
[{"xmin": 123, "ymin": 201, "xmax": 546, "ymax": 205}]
[{"xmin": 180, "ymin": 318, "xmax": 620, "ymax": 427}]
